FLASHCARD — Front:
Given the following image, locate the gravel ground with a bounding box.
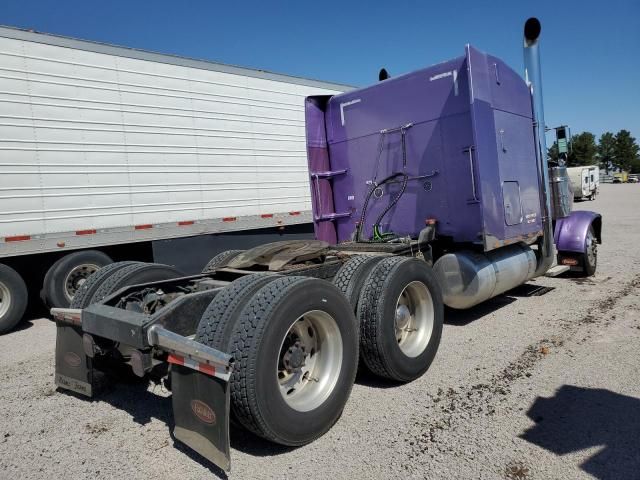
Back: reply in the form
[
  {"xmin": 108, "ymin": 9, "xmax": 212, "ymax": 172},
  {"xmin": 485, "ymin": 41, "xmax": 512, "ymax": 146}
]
[{"xmin": 1, "ymin": 183, "xmax": 638, "ymax": 480}]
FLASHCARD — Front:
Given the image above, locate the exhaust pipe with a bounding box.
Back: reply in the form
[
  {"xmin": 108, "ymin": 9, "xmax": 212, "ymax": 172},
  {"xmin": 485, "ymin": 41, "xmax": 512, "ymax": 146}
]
[{"xmin": 524, "ymin": 17, "xmax": 555, "ymax": 277}]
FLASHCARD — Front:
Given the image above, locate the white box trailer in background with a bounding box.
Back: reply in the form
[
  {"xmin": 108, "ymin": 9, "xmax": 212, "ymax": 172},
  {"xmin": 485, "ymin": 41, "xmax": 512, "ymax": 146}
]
[
  {"xmin": 0, "ymin": 26, "xmax": 349, "ymax": 333},
  {"xmin": 567, "ymin": 165, "xmax": 599, "ymax": 200}
]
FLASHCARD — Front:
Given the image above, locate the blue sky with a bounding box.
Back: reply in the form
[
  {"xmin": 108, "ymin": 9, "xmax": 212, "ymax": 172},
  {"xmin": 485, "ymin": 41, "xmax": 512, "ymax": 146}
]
[{"xmin": 1, "ymin": 0, "xmax": 638, "ymax": 143}]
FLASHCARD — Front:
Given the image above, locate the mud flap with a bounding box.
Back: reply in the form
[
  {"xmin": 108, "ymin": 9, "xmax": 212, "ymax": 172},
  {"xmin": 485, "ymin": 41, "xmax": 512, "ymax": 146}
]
[
  {"xmin": 171, "ymin": 364, "xmax": 231, "ymax": 471},
  {"xmin": 54, "ymin": 324, "xmax": 94, "ymax": 397}
]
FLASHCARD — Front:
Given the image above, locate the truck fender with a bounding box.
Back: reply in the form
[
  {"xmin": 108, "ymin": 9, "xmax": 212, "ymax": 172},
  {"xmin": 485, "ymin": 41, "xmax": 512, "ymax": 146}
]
[{"xmin": 554, "ymin": 210, "xmax": 602, "ymax": 254}]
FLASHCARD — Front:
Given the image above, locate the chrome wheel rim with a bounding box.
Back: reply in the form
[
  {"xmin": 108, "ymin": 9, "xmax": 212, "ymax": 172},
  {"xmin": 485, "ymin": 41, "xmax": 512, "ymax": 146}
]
[
  {"xmin": 64, "ymin": 263, "xmax": 100, "ymax": 302},
  {"xmin": 276, "ymin": 310, "xmax": 343, "ymax": 412},
  {"xmin": 395, "ymin": 281, "xmax": 434, "ymax": 358},
  {"xmin": 586, "ymin": 230, "xmax": 597, "ymax": 266},
  {"xmin": 0, "ymin": 281, "xmax": 10, "ymax": 318}
]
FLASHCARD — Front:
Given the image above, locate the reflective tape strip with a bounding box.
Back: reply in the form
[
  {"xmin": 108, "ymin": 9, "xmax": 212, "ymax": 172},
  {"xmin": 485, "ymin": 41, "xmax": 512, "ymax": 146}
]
[
  {"xmin": 178, "ymin": 220, "xmax": 194, "ymax": 226},
  {"xmin": 75, "ymin": 229, "xmax": 96, "ymax": 235},
  {"xmin": 289, "ymin": 211, "xmax": 301, "ymax": 216},
  {"xmin": 50, "ymin": 308, "xmax": 82, "ymax": 326},
  {"xmin": 5, "ymin": 235, "xmax": 31, "ymax": 242},
  {"xmin": 222, "ymin": 217, "xmax": 237, "ymax": 222},
  {"xmin": 135, "ymin": 224, "xmax": 153, "ymax": 230},
  {"xmin": 261, "ymin": 213, "xmax": 274, "ymax": 218},
  {"xmin": 167, "ymin": 353, "xmax": 216, "ymax": 377}
]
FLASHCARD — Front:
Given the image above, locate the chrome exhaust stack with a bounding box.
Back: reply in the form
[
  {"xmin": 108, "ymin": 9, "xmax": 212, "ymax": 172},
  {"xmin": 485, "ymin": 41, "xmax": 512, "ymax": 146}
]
[{"xmin": 524, "ymin": 17, "xmax": 556, "ymax": 277}]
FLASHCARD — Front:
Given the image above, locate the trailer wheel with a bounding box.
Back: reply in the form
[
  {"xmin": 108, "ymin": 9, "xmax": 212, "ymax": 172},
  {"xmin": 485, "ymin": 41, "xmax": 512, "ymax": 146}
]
[
  {"xmin": 332, "ymin": 255, "xmax": 384, "ymax": 311},
  {"xmin": 70, "ymin": 261, "xmax": 141, "ymax": 309},
  {"xmin": 201, "ymin": 250, "xmax": 244, "ymax": 273},
  {"xmin": 357, "ymin": 257, "xmax": 443, "ymax": 382},
  {"xmin": 581, "ymin": 226, "xmax": 598, "ymax": 276},
  {"xmin": 41, "ymin": 250, "xmax": 113, "ymax": 308},
  {"xmin": 89, "ymin": 262, "xmax": 183, "ymax": 305},
  {"xmin": 196, "ymin": 273, "xmax": 280, "ymax": 350},
  {"xmin": 0, "ymin": 264, "xmax": 28, "ymax": 334},
  {"xmin": 220, "ymin": 276, "xmax": 358, "ymax": 445}
]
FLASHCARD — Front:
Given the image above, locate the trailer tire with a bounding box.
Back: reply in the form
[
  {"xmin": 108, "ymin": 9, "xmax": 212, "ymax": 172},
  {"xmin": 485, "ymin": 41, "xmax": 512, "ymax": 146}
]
[
  {"xmin": 70, "ymin": 261, "xmax": 141, "ymax": 309},
  {"xmin": 201, "ymin": 250, "xmax": 244, "ymax": 273},
  {"xmin": 196, "ymin": 273, "xmax": 281, "ymax": 350},
  {"xmin": 357, "ymin": 257, "xmax": 443, "ymax": 382},
  {"xmin": 581, "ymin": 226, "xmax": 598, "ymax": 277},
  {"xmin": 0, "ymin": 264, "xmax": 28, "ymax": 334},
  {"xmin": 89, "ymin": 263, "xmax": 183, "ymax": 305},
  {"xmin": 221, "ymin": 276, "xmax": 358, "ymax": 445},
  {"xmin": 41, "ymin": 250, "xmax": 113, "ymax": 308},
  {"xmin": 332, "ymin": 255, "xmax": 384, "ymax": 311}
]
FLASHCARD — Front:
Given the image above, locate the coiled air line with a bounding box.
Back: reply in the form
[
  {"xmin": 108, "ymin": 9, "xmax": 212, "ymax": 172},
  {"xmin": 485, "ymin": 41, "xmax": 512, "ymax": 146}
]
[{"xmin": 356, "ymin": 123, "xmax": 413, "ymax": 242}]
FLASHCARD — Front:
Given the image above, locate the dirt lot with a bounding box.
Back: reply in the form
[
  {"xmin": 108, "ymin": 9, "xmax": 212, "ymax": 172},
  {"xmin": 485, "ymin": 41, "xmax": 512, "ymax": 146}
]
[{"xmin": 1, "ymin": 183, "xmax": 638, "ymax": 480}]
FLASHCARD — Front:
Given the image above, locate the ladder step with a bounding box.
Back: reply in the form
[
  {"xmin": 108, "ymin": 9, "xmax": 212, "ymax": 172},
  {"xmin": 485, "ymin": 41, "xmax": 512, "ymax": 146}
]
[
  {"xmin": 545, "ymin": 265, "xmax": 570, "ymax": 277},
  {"xmin": 310, "ymin": 169, "xmax": 347, "ymax": 179}
]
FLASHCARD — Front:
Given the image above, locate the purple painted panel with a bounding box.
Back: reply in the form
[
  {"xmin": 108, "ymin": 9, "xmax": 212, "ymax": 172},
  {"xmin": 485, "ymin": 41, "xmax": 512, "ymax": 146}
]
[
  {"xmin": 305, "ymin": 96, "xmax": 337, "ymax": 244},
  {"xmin": 306, "ymin": 44, "xmax": 545, "ymax": 249},
  {"xmin": 466, "ymin": 45, "xmax": 543, "ymax": 250}
]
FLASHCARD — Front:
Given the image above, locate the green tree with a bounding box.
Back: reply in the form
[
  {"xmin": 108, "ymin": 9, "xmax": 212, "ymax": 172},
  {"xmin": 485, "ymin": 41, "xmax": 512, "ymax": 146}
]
[
  {"xmin": 597, "ymin": 132, "xmax": 616, "ymax": 172},
  {"xmin": 613, "ymin": 130, "xmax": 640, "ymax": 172},
  {"xmin": 567, "ymin": 132, "xmax": 597, "ymax": 167}
]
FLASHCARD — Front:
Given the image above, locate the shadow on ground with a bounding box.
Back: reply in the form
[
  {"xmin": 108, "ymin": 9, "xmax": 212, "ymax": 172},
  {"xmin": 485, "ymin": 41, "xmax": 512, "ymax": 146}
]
[
  {"xmin": 444, "ymin": 281, "xmax": 556, "ymax": 326},
  {"xmin": 85, "ymin": 379, "xmax": 297, "ymax": 479},
  {"xmin": 521, "ymin": 385, "xmax": 640, "ymax": 480},
  {"xmin": 444, "ymin": 295, "xmax": 517, "ymax": 326}
]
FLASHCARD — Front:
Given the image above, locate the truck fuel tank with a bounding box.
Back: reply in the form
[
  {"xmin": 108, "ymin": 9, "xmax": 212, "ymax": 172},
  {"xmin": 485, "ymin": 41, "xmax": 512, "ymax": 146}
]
[{"xmin": 433, "ymin": 244, "xmax": 536, "ymax": 309}]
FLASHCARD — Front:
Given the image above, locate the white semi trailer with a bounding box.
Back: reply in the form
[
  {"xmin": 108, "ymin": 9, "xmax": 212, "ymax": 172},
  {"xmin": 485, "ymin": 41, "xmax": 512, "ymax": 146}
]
[{"xmin": 0, "ymin": 26, "xmax": 349, "ymax": 333}]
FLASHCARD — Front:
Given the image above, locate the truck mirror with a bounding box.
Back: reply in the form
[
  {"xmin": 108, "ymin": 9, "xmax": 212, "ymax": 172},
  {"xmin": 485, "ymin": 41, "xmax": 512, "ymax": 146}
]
[{"xmin": 556, "ymin": 126, "xmax": 570, "ymax": 154}]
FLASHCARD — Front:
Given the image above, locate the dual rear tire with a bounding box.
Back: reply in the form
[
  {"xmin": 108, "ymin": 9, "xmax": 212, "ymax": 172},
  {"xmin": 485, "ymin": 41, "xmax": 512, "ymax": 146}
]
[
  {"xmin": 356, "ymin": 257, "xmax": 443, "ymax": 382},
  {"xmin": 70, "ymin": 261, "xmax": 183, "ymax": 308},
  {"xmin": 196, "ymin": 275, "xmax": 358, "ymax": 446},
  {"xmin": 334, "ymin": 255, "xmax": 444, "ymax": 382},
  {"xmin": 195, "ymin": 256, "xmax": 443, "ymax": 446}
]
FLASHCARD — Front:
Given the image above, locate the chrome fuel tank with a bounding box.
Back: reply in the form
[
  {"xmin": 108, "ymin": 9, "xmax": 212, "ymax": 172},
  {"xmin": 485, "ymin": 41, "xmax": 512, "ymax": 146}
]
[{"xmin": 433, "ymin": 244, "xmax": 537, "ymax": 309}]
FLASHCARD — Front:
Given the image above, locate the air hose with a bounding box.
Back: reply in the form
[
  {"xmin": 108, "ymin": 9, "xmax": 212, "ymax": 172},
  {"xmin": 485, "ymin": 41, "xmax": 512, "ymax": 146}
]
[
  {"xmin": 355, "ymin": 172, "xmax": 405, "ymax": 242},
  {"xmin": 356, "ymin": 124, "xmax": 412, "ymax": 242}
]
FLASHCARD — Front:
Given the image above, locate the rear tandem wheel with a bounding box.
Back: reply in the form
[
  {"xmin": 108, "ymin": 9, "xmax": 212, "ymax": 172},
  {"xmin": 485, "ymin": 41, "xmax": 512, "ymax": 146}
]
[
  {"xmin": 196, "ymin": 275, "xmax": 359, "ymax": 445},
  {"xmin": 357, "ymin": 256, "xmax": 444, "ymax": 382}
]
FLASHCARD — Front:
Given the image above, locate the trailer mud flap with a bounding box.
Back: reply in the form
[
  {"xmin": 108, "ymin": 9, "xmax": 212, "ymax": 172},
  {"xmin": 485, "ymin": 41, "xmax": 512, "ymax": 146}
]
[
  {"xmin": 55, "ymin": 324, "xmax": 94, "ymax": 397},
  {"xmin": 171, "ymin": 364, "xmax": 231, "ymax": 471}
]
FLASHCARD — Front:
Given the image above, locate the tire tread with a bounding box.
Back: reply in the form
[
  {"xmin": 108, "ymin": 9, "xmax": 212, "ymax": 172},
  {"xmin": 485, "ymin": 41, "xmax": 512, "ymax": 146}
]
[
  {"xmin": 202, "ymin": 250, "xmax": 243, "ymax": 273},
  {"xmin": 70, "ymin": 261, "xmax": 140, "ymax": 309},
  {"xmin": 357, "ymin": 256, "xmax": 407, "ymax": 379},
  {"xmin": 228, "ymin": 276, "xmax": 309, "ymax": 439}
]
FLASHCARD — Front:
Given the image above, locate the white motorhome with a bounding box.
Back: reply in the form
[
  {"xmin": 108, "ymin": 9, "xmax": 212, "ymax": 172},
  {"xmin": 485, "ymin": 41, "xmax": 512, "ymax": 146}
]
[
  {"xmin": 567, "ymin": 165, "xmax": 599, "ymax": 200},
  {"xmin": 0, "ymin": 26, "xmax": 350, "ymax": 332}
]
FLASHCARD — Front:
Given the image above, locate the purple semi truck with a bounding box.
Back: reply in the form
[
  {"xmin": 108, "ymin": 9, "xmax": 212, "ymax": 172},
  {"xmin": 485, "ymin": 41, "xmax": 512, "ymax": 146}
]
[{"xmin": 50, "ymin": 18, "xmax": 601, "ymax": 471}]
